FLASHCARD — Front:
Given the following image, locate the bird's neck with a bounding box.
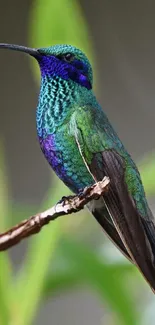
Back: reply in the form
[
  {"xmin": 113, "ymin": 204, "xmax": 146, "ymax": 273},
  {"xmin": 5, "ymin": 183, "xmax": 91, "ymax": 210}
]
[{"xmin": 36, "ymin": 75, "xmax": 96, "ymax": 138}]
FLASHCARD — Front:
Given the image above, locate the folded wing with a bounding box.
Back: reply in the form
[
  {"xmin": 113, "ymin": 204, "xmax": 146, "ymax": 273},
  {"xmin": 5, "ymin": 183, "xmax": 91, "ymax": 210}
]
[{"xmin": 71, "ymin": 106, "xmax": 155, "ymax": 292}]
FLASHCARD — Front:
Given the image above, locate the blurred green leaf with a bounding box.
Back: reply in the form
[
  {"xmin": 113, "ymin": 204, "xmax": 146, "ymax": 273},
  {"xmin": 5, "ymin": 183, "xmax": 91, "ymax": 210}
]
[
  {"xmin": 28, "ymin": 0, "xmax": 96, "ymax": 82},
  {"xmin": 42, "ymin": 257, "xmax": 134, "ymax": 299},
  {"xmin": 42, "ymin": 269, "xmax": 81, "ymax": 297},
  {"xmin": 61, "ymin": 238, "xmax": 138, "ymax": 325},
  {"xmin": 16, "ymin": 174, "xmax": 69, "ymax": 325},
  {"xmin": 11, "ymin": 202, "xmax": 37, "ymax": 225},
  {"xmin": 0, "ymin": 254, "xmax": 12, "ymax": 325},
  {"xmin": 139, "ymin": 153, "xmax": 155, "ymax": 196}
]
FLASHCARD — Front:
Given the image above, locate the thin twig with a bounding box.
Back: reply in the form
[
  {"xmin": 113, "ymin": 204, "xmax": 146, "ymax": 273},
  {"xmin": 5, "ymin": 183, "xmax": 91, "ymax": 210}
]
[{"xmin": 0, "ymin": 177, "xmax": 109, "ymax": 251}]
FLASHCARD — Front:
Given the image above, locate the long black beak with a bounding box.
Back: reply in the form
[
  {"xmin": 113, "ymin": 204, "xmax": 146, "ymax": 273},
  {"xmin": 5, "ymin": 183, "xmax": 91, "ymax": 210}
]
[{"xmin": 0, "ymin": 43, "xmax": 40, "ymax": 58}]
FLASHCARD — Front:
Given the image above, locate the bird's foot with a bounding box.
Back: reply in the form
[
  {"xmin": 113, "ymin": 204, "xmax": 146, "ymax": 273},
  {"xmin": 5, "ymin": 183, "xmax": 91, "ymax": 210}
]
[
  {"xmin": 58, "ymin": 195, "xmax": 75, "ymax": 206},
  {"xmin": 77, "ymin": 186, "xmax": 90, "ymax": 198}
]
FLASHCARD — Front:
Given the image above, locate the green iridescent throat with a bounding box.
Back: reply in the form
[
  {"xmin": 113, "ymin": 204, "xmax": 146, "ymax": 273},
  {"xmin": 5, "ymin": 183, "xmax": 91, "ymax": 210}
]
[{"xmin": 36, "ymin": 74, "xmax": 97, "ymax": 137}]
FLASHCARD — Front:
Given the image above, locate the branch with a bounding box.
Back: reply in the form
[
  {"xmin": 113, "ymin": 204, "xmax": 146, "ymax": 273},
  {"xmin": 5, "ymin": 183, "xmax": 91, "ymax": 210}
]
[{"xmin": 0, "ymin": 177, "xmax": 109, "ymax": 251}]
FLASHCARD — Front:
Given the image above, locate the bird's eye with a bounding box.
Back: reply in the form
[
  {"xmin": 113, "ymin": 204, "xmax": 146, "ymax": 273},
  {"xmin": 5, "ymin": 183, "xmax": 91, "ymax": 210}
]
[
  {"xmin": 63, "ymin": 53, "xmax": 75, "ymax": 62},
  {"xmin": 57, "ymin": 53, "xmax": 75, "ymax": 62}
]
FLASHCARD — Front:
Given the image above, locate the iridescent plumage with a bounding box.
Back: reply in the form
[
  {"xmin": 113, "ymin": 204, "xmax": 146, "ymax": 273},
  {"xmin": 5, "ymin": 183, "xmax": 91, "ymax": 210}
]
[{"xmin": 1, "ymin": 42, "xmax": 155, "ymax": 292}]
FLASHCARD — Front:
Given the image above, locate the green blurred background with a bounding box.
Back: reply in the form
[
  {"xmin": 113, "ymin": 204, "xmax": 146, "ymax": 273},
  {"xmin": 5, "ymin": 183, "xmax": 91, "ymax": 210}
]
[{"xmin": 0, "ymin": 0, "xmax": 155, "ymax": 324}]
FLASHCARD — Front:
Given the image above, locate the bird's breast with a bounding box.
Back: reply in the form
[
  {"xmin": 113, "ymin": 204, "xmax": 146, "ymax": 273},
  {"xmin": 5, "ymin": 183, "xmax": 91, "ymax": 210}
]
[{"xmin": 38, "ymin": 126, "xmax": 94, "ymax": 193}]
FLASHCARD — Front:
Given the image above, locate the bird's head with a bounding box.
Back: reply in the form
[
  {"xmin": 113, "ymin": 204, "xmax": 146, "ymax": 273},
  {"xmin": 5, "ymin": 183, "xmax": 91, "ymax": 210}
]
[
  {"xmin": 0, "ymin": 43, "xmax": 93, "ymax": 90},
  {"xmin": 38, "ymin": 44, "xmax": 93, "ymax": 90}
]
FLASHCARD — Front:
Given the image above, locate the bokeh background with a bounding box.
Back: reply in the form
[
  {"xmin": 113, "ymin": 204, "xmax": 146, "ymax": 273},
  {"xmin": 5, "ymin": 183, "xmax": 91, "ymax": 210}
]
[{"xmin": 0, "ymin": 0, "xmax": 155, "ymax": 324}]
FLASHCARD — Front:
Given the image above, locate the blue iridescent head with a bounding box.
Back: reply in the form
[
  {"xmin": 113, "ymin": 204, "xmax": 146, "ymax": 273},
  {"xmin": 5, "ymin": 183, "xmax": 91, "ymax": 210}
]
[
  {"xmin": 37, "ymin": 44, "xmax": 92, "ymax": 90},
  {"xmin": 0, "ymin": 43, "xmax": 93, "ymax": 90}
]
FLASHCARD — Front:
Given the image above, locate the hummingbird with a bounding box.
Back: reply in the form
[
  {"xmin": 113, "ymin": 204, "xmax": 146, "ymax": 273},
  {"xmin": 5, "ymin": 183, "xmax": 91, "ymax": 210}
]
[{"xmin": 1, "ymin": 42, "xmax": 155, "ymax": 292}]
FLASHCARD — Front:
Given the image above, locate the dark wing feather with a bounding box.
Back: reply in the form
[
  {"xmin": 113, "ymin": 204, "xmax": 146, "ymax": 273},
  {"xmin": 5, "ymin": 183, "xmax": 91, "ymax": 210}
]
[
  {"xmin": 90, "ymin": 150, "xmax": 155, "ymax": 292},
  {"xmin": 140, "ymin": 208, "xmax": 155, "ymax": 258},
  {"xmin": 87, "ymin": 197, "xmax": 133, "ymax": 262}
]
